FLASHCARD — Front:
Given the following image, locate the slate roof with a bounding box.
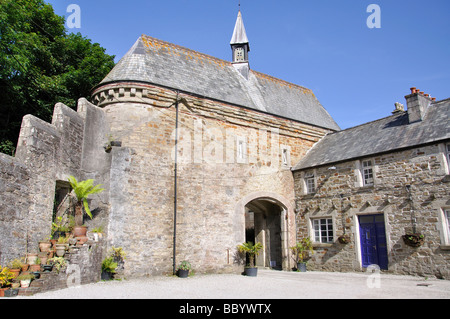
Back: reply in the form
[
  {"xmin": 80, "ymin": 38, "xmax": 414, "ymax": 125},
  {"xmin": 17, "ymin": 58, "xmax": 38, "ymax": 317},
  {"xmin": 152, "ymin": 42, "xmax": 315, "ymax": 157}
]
[
  {"xmin": 293, "ymin": 98, "xmax": 450, "ymax": 170},
  {"xmin": 97, "ymin": 35, "xmax": 340, "ymax": 131}
]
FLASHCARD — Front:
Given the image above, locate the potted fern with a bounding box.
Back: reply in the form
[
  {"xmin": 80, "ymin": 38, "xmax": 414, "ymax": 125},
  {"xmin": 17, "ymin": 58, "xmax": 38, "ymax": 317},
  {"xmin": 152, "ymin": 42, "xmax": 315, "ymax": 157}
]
[
  {"xmin": 68, "ymin": 176, "xmax": 104, "ymax": 235},
  {"xmin": 237, "ymin": 242, "xmax": 263, "ymax": 277}
]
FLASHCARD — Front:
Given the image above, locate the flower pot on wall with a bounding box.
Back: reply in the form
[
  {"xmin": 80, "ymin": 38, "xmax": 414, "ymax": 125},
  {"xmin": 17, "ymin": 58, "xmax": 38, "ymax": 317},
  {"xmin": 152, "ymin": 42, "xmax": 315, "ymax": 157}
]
[
  {"xmin": 73, "ymin": 226, "xmax": 88, "ymax": 238},
  {"xmin": 39, "ymin": 241, "xmax": 52, "ymax": 252},
  {"xmin": 55, "ymin": 244, "xmax": 66, "ymax": 257}
]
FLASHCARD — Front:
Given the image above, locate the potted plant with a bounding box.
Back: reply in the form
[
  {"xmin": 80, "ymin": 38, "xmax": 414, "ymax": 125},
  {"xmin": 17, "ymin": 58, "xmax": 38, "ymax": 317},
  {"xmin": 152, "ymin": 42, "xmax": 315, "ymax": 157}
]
[
  {"xmin": 0, "ymin": 266, "xmax": 15, "ymax": 296},
  {"xmin": 55, "ymin": 236, "xmax": 69, "ymax": 257},
  {"xmin": 101, "ymin": 256, "xmax": 118, "ymax": 281},
  {"xmin": 68, "ymin": 176, "xmax": 104, "ymax": 229},
  {"xmin": 29, "ymin": 258, "xmax": 41, "ymax": 272},
  {"xmin": 237, "ymin": 242, "xmax": 263, "ymax": 277},
  {"xmin": 39, "ymin": 236, "xmax": 52, "ymax": 252},
  {"xmin": 48, "ymin": 257, "xmax": 66, "ymax": 274},
  {"xmin": 291, "ymin": 237, "xmax": 314, "ymax": 272},
  {"xmin": 177, "ymin": 261, "xmax": 192, "ymax": 278},
  {"xmin": 338, "ymin": 234, "xmax": 351, "ymax": 244},
  {"xmin": 16, "ymin": 273, "xmax": 34, "ymax": 288},
  {"xmin": 402, "ymin": 233, "xmax": 425, "ymax": 248},
  {"xmin": 90, "ymin": 226, "xmax": 104, "ymax": 241},
  {"xmin": 7, "ymin": 259, "xmax": 24, "ymax": 279}
]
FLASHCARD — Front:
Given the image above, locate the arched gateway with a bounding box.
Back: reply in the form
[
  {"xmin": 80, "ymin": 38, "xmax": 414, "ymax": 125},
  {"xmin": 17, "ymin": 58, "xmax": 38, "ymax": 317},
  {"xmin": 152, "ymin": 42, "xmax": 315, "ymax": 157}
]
[{"xmin": 235, "ymin": 192, "xmax": 295, "ymax": 271}]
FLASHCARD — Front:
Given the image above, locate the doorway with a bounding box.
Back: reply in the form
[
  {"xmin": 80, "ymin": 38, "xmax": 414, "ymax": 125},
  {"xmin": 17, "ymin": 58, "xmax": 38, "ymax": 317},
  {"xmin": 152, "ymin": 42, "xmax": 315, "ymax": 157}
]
[
  {"xmin": 245, "ymin": 199, "xmax": 283, "ymax": 269},
  {"xmin": 359, "ymin": 214, "xmax": 388, "ymax": 270}
]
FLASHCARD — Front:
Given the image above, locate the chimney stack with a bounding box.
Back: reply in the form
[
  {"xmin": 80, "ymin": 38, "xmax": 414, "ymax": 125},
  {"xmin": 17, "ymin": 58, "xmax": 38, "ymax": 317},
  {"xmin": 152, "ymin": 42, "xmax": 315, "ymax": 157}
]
[{"xmin": 405, "ymin": 87, "xmax": 432, "ymax": 123}]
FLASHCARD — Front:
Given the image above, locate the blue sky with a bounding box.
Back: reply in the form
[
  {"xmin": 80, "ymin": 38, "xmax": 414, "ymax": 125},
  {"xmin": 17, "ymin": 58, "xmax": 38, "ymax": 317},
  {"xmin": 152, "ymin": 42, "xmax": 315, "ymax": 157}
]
[{"xmin": 45, "ymin": 0, "xmax": 450, "ymax": 130}]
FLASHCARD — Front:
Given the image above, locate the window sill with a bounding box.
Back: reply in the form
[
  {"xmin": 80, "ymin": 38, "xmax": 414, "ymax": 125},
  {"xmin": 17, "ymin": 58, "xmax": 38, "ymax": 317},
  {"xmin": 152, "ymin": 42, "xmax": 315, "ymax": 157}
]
[{"xmin": 312, "ymin": 243, "xmax": 333, "ymax": 249}]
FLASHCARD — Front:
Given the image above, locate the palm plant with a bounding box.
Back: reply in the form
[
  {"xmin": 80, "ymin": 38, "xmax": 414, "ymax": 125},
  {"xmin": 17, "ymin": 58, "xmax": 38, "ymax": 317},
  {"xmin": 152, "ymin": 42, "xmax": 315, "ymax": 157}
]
[
  {"xmin": 68, "ymin": 176, "xmax": 104, "ymax": 226},
  {"xmin": 237, "ymin": 241, "xmax": 263, "ymax": 268}
]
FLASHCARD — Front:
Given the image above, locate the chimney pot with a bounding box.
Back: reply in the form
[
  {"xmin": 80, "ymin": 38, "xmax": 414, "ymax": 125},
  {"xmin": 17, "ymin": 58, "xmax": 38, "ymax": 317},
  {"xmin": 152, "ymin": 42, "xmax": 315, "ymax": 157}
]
[
  {"xmin": 410, "ymin": 87, "xmax": 417, "ymax": 94},
  {"xmin": 431, "ymin": 97, "xmax": 436, "ymax": 101},
  {"xmin": 420, "ymin": 91, "xmax": 424, "ymax": 95}
]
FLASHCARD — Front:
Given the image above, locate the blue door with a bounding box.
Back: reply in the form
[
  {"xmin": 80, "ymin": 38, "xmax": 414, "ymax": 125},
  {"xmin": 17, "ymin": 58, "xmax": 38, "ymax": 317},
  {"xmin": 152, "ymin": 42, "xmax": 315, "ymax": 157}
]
[{"xmin": 359, "ymin": 214, "xmax": 388, "ymax": 270}]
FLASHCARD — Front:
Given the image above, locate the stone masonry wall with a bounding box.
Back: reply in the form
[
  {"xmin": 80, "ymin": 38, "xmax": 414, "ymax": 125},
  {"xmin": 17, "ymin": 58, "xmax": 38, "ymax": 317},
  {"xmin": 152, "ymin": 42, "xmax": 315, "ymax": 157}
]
[
  {"xmin": 0, "ymin": 99, "xmax": 110, "ymax": 269},
  {"xmin": 294, "ymin": 143, "xmax": 450, "ymax": 279},
  {"xmin": 94, "ymin": 82, "xmax": 332, "ymax": 276}
]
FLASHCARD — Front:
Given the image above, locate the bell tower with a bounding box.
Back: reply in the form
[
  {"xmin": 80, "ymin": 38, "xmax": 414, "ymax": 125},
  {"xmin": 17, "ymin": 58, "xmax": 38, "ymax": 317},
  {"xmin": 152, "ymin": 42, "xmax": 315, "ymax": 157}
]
[{"xmin": 230, "ymin": 10, "xmax": 250, "ymax": 79}]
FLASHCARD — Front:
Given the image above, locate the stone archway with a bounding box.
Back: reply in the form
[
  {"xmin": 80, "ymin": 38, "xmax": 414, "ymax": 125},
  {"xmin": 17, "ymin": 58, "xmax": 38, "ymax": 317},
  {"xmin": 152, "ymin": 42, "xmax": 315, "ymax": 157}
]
[{"xmin": 235, "ymin": 192, "xmax": 295, "ymax": 270}]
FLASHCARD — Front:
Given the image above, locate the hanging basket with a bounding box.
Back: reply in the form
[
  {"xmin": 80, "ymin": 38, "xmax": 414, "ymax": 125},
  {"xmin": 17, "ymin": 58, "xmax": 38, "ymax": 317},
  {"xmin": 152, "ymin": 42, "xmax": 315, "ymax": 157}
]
[
  {"xmin": 338, "ymin": 234, "xmax": 351, "ymax": 244},
  {"xmin": 402, "ymin": 234, "xmax": 425, "ymax": 248}
]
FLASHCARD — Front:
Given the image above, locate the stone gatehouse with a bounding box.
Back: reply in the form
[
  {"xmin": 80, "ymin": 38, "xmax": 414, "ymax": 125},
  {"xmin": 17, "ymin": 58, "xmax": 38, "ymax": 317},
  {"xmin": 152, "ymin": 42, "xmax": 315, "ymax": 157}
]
[{"xmin": 0, "ymin": 11, "xmax": 448, "ymax": 280}]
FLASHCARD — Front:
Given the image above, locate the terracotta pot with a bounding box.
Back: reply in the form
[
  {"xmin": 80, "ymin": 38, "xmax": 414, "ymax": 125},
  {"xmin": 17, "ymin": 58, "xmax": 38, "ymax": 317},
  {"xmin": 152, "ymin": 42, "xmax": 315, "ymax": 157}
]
[
  {"xmin": 21, "ymin": 264, "xmax": 29, "ymax": 272},
  {"xmin": 39, "ymin": 241, "xmax": 52, "ymax": 252},
  {"xmin": 10, "ymin": 268, "xmax": 20, "ymax": 279},
  {"xmin": 30, "ymin": 264, "xmax": 41, "ymax": 272},
  {"xmin": 26, "ymin": 254, "xmax": 38, "ymax": 265},
  {"xmin": 73, "ymin": 226, "xmax": 88, "ymax": 238}
]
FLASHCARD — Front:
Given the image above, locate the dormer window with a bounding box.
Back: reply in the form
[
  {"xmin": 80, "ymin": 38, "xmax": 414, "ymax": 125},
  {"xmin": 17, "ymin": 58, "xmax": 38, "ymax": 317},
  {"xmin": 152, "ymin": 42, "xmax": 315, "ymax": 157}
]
[{"xmin": 235, "ymin": 47, "xmax": 245, "ymax": 62}]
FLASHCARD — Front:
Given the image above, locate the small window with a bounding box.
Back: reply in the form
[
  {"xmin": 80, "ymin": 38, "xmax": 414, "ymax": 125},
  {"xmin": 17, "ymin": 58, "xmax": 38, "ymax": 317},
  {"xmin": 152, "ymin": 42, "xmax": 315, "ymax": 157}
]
[
  {"xmin": 446, "ymin": 144, "xmax": 450, "ymax": 168},
  {"xmin": 312, "ymin": 218, "xmax": 334, "ymax": 243},
  {"xmin": 444, "ymin": 209, "xmax": 450, "ymax": 243},
  {"xmin": 362, "ymin": 160, "xmax": 374, "ymax": 186},
  {"xmin": 304, "ymin": 172, "xmax": 316, "ymax": 194},
  {"xmin": 236, "ymin": 137, "xmax": 247, "ymax": 163},
  {"xmin": 235, "ymin": 47, "xmax": 245, "ymax": 62}
]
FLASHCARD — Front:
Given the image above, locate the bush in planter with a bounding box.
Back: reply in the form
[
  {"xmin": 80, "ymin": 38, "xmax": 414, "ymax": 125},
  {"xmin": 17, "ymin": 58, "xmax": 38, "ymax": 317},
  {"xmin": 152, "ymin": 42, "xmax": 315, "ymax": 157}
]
[
  {"xmin": 16, "ymin": 273, "xmax": 34, "ymax": 288},
  {"xmin": 0, "ymin": 266, "xmax": 15, "ymax": 289},
  {"xmin": 101, "ymin": 256, "xmax": 118, "ymax": 281},
  {"xmin": 48, "ymin": 257, "xmax": 67, "ymax": 274},
  {"xmin": 290, "ymin": 237, "xmax": 314, "ymax": 272},
  {"xmin": 68, "ymin": 176, "xmax": 104, "ymax": 227},
  {"xmin": 177, "ymin": 261, "xmax": 192, "ymax": 278},
  {"xmin": 237, "ymin": 242, "xmax": 263, "ymax": 276}
]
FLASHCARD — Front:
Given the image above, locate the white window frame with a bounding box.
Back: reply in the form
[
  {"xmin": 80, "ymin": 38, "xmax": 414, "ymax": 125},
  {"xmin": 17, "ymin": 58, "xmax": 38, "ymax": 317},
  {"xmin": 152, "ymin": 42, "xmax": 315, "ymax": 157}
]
[
  {"xmin": 446, "ymin": 144, "xmax": 450, "ymax": 169},
  {"xmin": 443, "ymin": 208, "xmax": 450, "ymax": 245},
  {"xmin": 362, "ymin": 160, "xmax": 374, "ymax": 186},
  {"xmin": 304, "ymin": 172, "xmax": 316, "ymax": 194},
  {"xmin": 312, "ymin": 218, "xmax": 334, "ymax": 244},
  {"xmin": 235, "ymin": 47, "xmax": 245, "ymax": 62},
  {"xmin": 236, "ymin": 136, "xmax": 247, "ymax": 164}
]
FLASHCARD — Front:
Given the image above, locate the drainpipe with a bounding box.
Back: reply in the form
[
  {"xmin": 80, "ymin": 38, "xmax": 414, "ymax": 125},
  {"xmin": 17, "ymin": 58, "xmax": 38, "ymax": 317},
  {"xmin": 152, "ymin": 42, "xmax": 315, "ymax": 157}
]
[{"xmin": 173, "ymin": 91, "xmax": 180, "ymax": 275}]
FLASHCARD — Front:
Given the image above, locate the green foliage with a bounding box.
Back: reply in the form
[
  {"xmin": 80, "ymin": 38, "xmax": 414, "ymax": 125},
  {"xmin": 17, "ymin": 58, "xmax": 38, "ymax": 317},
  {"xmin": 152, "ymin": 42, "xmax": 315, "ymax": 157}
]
[
  {"xmin": 177, "ymin": 261, "xmax": 191, "ymax": 271},
  {"xmin": 0, "ymin": 0, "xmax": 115, "ymax": 156},
  {"xmin": 48, "ymin": 257, "xmax": 66, "ymax": 273},
  {"xmin": 101, "ymin": 257, "xmax": 118, "ymax": 274},
  {"xmin": 237, "ymin": 242, "xmax": 263, "ymax": 268},
  {"xmin": 0, "ymin": 266, "xmax": 15, "ymax": 287},
  {"xmin": 68, "ymin": 175, "xmax": 104, "ymax": 220},
  {"xmin": 291, "ymin": 237, "xmax": 314, "ymax": 263}
]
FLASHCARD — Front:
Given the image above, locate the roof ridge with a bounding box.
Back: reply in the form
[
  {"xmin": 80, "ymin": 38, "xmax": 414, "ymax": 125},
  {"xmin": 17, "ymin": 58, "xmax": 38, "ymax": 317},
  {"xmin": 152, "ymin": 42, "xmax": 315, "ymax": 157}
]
[
  {"xmin": 326, "ymin": 111, "xmax": 407, "ymax": 136},
  {"xmin": 141, "ymin": 34, "xmax": 314, "ymax": 94},
  {"xmin": 141, "ymin": 34, "xmax": 231, "ymax": 67}
]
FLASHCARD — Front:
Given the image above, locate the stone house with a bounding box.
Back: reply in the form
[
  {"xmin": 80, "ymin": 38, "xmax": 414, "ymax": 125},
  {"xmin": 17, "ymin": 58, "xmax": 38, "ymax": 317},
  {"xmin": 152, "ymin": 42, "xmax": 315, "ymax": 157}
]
[
  {"xmin": 0, "ymin": 11, "xmax": 448, "ymax": 280},
  {"xmin": 0, "ymin": 11, "xmax": 338, "ymax": 276},
  {"xmin": 293, "ymin": 90, "xmax": 450, "ymax": 279}
]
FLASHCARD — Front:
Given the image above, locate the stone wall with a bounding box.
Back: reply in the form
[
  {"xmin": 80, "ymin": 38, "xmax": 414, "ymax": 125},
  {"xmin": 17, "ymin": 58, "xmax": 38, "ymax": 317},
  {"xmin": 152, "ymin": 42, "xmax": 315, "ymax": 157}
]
[
  {"xmin": 94, "ymin": 82, "xmax": 332, "ymax": 276},
  {"xmin": 294, "ymin": 143, "xmax": 450, "ymax": 279},
  {"xmin": 0, "ymin": 99, "xmax": 110, "ymax": 267}
]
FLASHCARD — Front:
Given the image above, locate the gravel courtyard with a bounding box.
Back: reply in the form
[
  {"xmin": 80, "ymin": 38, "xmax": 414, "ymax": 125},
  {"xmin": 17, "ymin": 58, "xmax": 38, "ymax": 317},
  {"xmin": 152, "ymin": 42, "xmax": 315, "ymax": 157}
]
[{"xmin": 13, "ymin": 269, "xmax": 450, "ymax": 300}]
